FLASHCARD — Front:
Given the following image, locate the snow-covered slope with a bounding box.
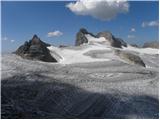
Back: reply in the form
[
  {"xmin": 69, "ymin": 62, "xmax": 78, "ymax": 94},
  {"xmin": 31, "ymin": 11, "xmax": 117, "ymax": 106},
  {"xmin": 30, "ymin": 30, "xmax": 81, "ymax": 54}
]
[
  {"xmin": 122, "ymin": 45, "xmax": 159, "ymax": 55},
  {"xmin": 48, "ymin": 44, "xmax": 111, "ymax": 64},
  {"xmin": 85, "ymin": 34, "xmax": 108, "ymax": 45},
  {"xmin": 48, "ymin": 35, "xmax": 158, "ymax": 65}
]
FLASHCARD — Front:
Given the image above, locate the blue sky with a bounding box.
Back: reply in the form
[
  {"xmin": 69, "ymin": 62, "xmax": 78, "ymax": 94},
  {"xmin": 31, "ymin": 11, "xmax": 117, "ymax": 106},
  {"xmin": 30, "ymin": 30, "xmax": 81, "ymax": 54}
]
[{"xmin": 1, "ymin": 1, "xmax": 159, "ymax": 52}]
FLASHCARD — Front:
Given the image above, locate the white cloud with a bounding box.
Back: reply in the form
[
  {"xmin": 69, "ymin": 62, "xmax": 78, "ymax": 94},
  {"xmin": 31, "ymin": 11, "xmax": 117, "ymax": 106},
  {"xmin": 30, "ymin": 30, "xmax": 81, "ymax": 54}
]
[
  {"xmin": 10, "ymin": 40, "xmax": 15, "ymax": 43},
  {"xmin": 142, "ymin": 20, "xmax": 159, "ymax": 27},
  {"xmin": 127, "ymin": 35, "xmax": 135, "ymax": 39},
  {"xmin": 66, "ymin": 0, "xmax": 129, "ymax": 21},
  {"xmin": 47, "ymin": 30, "xmax": 63, "ymax": 37},
  {"xmin": 130, "ymin": 28, "xmax": 136, "ymax": 32},
  {"xmin": 2, "ymin": 36, "xmax": 15, "ymax": 43}
]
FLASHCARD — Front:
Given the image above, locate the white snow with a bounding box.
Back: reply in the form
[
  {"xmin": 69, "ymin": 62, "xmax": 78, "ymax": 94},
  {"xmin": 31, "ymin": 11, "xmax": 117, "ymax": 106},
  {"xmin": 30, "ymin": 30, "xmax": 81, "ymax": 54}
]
[
  {"xmin": 85, "ymin": 34, "xmax": 106, "ymax": 43},
  {"xmin": 48, "ymin": 45, "xmax": 111, "ymax": 64},
  {"xmin": 47, "ymin": 34, "xmax": 116, "ymax": 64},
  {"xmin": 123, "ymin": 45, "xmax": 159, "ymax": 55},
  {"xmin": 48, "ymin": 35, "xmax": 158, "ymax": 64}
]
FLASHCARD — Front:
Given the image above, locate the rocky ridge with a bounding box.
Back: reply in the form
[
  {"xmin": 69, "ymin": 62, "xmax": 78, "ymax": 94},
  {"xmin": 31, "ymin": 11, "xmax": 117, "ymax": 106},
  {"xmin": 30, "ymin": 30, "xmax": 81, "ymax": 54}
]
[
  {"xmin": 75, "ymin": 28, "xmax": 127, "ymax": 48},
  {"xmin": 15, "ymin": 35, "xmax": 57, "ymax": 62},
  {"xmin": 14, "ymin": 28, "xmax": 158, "ymax": 67}
]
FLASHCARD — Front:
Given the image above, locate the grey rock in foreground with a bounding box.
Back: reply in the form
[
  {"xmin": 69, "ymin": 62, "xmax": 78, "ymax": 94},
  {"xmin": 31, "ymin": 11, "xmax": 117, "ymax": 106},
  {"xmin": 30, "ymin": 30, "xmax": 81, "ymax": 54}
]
[
  {"xmin": 1, "ymin": 77, "xmax": 158, "ymax": 119},
  {"xmin": 15, "ymin": 35, "xmax": 57, "ymax": 62}
]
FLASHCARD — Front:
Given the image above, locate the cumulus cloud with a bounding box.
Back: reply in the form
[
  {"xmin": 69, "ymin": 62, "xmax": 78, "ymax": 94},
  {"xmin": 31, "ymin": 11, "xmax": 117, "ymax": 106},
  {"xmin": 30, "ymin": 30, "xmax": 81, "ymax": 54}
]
[
  {"xmin": 127, "ymin": 35, "xmax": 135, "ymax": 39},
  {"xmin": 142, "ymin": 20, "xmax": 159, "ymax": 27},
  {"xmin": 130, "ymin": 28, "xmax": 136, "ymax": 32},
  {"xmin": 2, "ymin": 37, "xmax": 15, "ymax": 42},
  {"xmin": 47, "ymin": 30, "xmax": 63, "ymax": 37},
  {"xmin": 66, "ymin": 0, "xmax": 129, "ymax": 21},
  {"xmin": 10, "ymin": 40, "xmax": 15, "ymax": 43}
]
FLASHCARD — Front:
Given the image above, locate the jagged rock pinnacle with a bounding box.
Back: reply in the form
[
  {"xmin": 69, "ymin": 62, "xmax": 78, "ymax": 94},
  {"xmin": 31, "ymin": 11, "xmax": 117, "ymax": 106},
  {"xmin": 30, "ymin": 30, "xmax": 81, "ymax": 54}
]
[
  {"xmin": 32, "ymin": 34, "xmax": 39, "ymax": 39},
  {"xmin": 15, "ymin": 35, "xmax": 57, "ymax": 62}
]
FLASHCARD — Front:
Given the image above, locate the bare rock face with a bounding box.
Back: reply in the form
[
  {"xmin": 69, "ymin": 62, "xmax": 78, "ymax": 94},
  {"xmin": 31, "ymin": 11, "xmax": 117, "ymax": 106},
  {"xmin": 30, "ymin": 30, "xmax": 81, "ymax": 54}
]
[
  {"xmin": 131, "ymin": 44, "xmax": 139, "ymax": 48},
  {"xmin": 115, "ymin": 38, "xmax": 127, "ymax": 47},
  {"xmin": 75, "ymin": 28, "xmax": 127, "ymax": 48},
  {"xmin": 143, "ymin": 41, "xmax": 159, "ymax": 49},
  {"xmin": 75, "ymin": 28, "xmax": 95, "ymax": 46},
  {"xmin": 59, "ymin": 45, "xmax": 68, "ymax": 48},
  {"xmin": 15, "ymin": 35, "xmax": 57, "ymax": 62},
  {"xmin": 75, "ymin": 28, "xmax": 89, "ymax": 46},
  {"xmin": 114, "ymin": 50, "xmax": 146, "ymax": 67},
  {"xmin": 96, "ymin": 32, "xmax": 127, "ymax": 48}
]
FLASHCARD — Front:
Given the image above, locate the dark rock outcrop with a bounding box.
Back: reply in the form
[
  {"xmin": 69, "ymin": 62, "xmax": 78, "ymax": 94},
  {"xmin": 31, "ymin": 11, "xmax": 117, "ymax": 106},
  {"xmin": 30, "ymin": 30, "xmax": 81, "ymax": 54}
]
[
  {"xmin": 75, "ymin": 28, "xmax": 127, "ymax": 48},
  {"xmin": 143, "ymin": 41, "xmax": 159, "ymax": 49},
  {"xmin": 15, "ymin": 35, "xmax": 57, "ymax": 62},
  {"xmin": 114, "ymin": 50, "xmax": 146, "ymax": 67},
  {"xmin": 59, "ymin": 45, "xmax": 68, "ymax": 48},
  {"xmin": 96, "ymin": 32, "xmax": 127, "ymax": 48},
  {"xmin": 131, "ymin": 44, "xmax": 139, "ymax": 48},
  {"xmin": 115, "ymin": 38, "xmax": 127, "ymax": 47},
  {"xmin": 75, "ymin": 28, "xmax": 95, "ymax": 46}
]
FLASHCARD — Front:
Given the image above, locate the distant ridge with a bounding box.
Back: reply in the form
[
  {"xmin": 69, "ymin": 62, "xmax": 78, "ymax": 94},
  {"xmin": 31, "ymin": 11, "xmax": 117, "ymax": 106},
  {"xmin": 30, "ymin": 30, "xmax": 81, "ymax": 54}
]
[
  {"xmin": 14, "ymin": 29, "xmax": 158, "ymax": 66},
  {"xmin": 143, "ymin": 41, "xmax": 159, "ymax": 49},
  {"xmin": 75, "ymin": 28, "xmax": 127, "ymax": 48}
]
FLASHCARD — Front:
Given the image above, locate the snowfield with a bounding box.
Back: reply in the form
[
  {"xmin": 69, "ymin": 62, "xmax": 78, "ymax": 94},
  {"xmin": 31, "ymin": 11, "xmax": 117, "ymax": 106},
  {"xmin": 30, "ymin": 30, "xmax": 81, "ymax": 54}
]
[
  {"xmin": 1, "ymin": 35, "xmax": 159, "ymax": 118},
  {"xmin": 48, "ymin": 35, "xmax": 114, "ymax": 64},
  {"xmin": 1, "ymin": 51, "xmax": 159, "ymax": 118},
  {"xmin": 122, "ymin": 45, "xmax": 159, "ymax": 55},
  {"xmin": 85, "ymin": 34, "xmax": 108, "ymax": 44},
  {"xmin": 48, "ymin": 45, "xmax": 111, "ymax": 64},
  {"xmin": 48, "ymin": 35, "xmax": 158, "ymax": 65}
]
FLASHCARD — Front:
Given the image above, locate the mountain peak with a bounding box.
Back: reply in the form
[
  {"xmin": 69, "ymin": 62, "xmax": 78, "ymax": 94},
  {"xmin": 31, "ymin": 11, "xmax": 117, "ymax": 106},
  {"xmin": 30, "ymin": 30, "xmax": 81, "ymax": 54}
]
[
  {"xmin": 32, "ymin": 34, "xmax": 39, "ymax": 42},
  {"xmin": 79, "ymin": 28, "xmax": 89, "ymax": 34},
  {"xmin": 32, "ymin": 34, "xmax": 39, "ymax": 39},
  {"xmin": 15, "ymin": 35, "xmax": 56, "ymax": 62}
]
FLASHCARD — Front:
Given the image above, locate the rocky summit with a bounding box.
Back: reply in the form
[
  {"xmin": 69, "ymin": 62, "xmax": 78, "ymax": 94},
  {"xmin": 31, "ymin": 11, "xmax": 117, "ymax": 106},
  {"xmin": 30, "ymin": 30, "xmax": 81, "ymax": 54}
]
[
  {"xmin": 15, "ymin": 35, "xmax": 57, "ymax": 62},
  {"xmin": 96, "ymin": 31, "xmax": 127, "ymax": 48},
  {"xmin": 75, "ymin": 28, "xmax": 89, "ymax": 46},
  {"xmin": 75, "ymin": 28, "xmax": 127, "ymax": 48},
  {"xmin": 75, "ymin": 28, "xmax": 96, "ymax": 46}
]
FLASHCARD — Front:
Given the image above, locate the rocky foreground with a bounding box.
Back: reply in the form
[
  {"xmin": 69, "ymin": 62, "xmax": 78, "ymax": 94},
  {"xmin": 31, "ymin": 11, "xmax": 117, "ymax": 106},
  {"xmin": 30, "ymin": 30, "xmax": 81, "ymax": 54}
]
[{"xmin": 1, "ymin": 52, "xmax": 159, "ymax": 118}]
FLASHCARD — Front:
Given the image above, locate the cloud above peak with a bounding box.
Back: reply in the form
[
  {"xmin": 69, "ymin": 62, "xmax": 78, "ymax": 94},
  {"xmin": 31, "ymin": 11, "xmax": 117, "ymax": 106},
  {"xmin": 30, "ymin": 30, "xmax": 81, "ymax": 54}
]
[
  {"xmin": 130, "ymin": 28, "xmax": 136, "ymax": 32},
  {"xmin": 66, "ymin": 0, "xmax": 129, "ymax": 21},
  {"xmin": 2, "ymin": 36, "xmax": 15, "ymax": 43},
  {"xmin": 142, "ymin": 20, "xmax": 159, "ymax": 28},
  {"xmin": 127, "ymin": 35, "xmax": 135, "ymax": 39},
  {"xmin": 47, "ymin": 30, "xmax": 63, "ymax": 37},
  {"xmin": 10, "ymin": 40, "xmax": 15, "ymax": 43}
]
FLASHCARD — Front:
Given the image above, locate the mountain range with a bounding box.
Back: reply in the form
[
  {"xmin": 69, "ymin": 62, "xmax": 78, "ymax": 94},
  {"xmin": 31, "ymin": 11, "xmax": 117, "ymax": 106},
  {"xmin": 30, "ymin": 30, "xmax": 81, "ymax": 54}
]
[{"xmin": 15, "ymin": 28, "xmax": 158, "ymax": 67}]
